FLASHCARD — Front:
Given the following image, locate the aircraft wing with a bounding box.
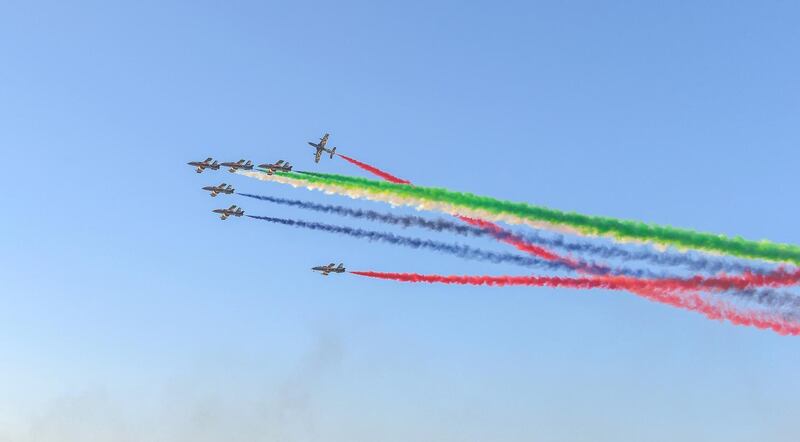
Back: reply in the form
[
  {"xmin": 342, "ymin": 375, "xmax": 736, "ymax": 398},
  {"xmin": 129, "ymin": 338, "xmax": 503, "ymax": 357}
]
[
  {"xmin": 314, "ymin": 149, "xmax": 322, "ymax": 163},
  {"xmin": 318, "ymin": 133, "xmax": 329, "ymax": 148}
]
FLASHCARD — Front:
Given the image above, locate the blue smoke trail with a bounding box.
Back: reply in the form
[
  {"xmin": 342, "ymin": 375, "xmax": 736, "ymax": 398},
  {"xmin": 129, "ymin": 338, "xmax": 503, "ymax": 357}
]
[
  {"xmin": 247, "ymin": 215, "xmax": 680, "ymax": 279},
  {"xmin": 247, "ymin": 215, "xmax": 569, "ymax": 271},
  {"xmin": 239, "ymin": 193, "xmax": 777, "ymax": 275},
  {"xmin": 239, "ymin": 193, "xmax": 481, "ymax": 235}
]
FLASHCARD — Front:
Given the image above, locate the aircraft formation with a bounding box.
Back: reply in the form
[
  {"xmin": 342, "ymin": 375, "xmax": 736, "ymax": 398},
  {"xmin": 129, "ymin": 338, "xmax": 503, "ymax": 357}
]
[
  {"xmin": 188, "ymin": 133, "xmax": 342, "ymax": 275},
  {"xmin": 185, "ymin": 131, "xmax": 800, "ymax": 336}
]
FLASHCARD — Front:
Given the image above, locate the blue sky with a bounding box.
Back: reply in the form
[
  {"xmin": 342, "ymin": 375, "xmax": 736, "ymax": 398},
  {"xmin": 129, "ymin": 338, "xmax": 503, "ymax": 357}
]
[{"xmin": 1, "ymin": 1, "xmax": 798, "ymax": 440}]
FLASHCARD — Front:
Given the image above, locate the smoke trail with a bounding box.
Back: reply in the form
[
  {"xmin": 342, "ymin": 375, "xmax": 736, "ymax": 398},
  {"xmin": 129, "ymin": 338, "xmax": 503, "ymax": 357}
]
[
  {"xmin": 458, "ymin": 216, "xmax": 779, "ymax": 275},
  {"xmin": 282, "ymin": 171, "xmax": 800, "ymax": 265},
  {"xmin": 234, "ymin": 172, "xmax": 796, "ymax": 314},
  {"xmin": 731, "ymin": 287, "xmax": 800, "ymax": 312},
  {"xmin": 325, "ymin": 156, "xmax": 677, "ymax": 276},
  {"xmin": 240, "ymin": 195, "xmax": 681, "ymax": 279},
  {"xmin": 350, "ymin": 271, "xmax": 800, "ymax": 336},
  {"xmin": 238, "ymin": 193, "xmax": 587, "ymax": 270},
  {"xmin": 239, "ymin": 169, "xmax": 800, "ymax": 321},
  {"xmin": 237, "ymin": 171, "xmax": 798, "ymax": 281},
  {"xmin": 238, "ymin": 193, "xmax": 482, "ymax": 236},
  {"xmin": 465, "ymin": 215, "xmax": 800, "ymax": 314},
  {"xmin": 327, "ymin": 160, "xmax": 576, "ymax": 266},
  {"xmin": 337, "ymin": 154, "xmax": 412, "ymax": 184},
  {"xmin": 454, "ymin": 216, "xmax": 591, "ymax": 272},
  {"xmin": 246, "ymin": 215, "xmax": 572, "ymax": 271},
  {"xmin": 237, "ymin": 191, "xmax": 780, "ymax": 276},
  {"xmin": 351, "ymin": 269, "xmax": 800, "ymax": 296}
]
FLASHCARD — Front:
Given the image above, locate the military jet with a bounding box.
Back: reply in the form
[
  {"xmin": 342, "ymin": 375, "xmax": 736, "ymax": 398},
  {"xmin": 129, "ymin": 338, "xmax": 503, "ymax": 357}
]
[
  {"xmin": 312, "ymin": 262, "xmax": 346, "ymax": 276},
  {"xmin": 187, "ymin": 158, "xmax": 220, "ymax": 173},
  {"xmin": 202, "ymin": 183, "xmax": 234, "ymax": 197},
  {"xmin": 307, "ymin": 133, "xmax": 337, "ymax": 163},
  {"xmin": 220, "ymin": 159, "xmax": 254, "ymax": 173},
  {"xmin": 258, "ymin": 159, "xmax": 293, "ymax": 175},
  {"xmin": 212, "ymin": 205, "xmax": 244, "ymax": 220}
]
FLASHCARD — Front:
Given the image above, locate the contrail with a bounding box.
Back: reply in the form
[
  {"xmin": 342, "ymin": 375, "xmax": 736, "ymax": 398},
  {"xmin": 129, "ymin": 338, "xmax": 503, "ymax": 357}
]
[
  {"xmin": 350, "ymin": 271, "xmax": 800, "ymax": 336},
  {"xmin": 337, "ymin": 154, "xmax": 411, "ymax": 184},
  {"xmin": 278, "ymin": 171, "xmax": 800, "ymax": 265},
  {"xmin": 246, "ymin": 215, "xmax": 573, "ymax": 271}
]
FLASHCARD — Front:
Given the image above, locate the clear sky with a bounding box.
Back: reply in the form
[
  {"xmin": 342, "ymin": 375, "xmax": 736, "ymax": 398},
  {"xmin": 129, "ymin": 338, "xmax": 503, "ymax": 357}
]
[{"xmin": 1, "ymin": 1, "xmax": 799, "ymax": 441}]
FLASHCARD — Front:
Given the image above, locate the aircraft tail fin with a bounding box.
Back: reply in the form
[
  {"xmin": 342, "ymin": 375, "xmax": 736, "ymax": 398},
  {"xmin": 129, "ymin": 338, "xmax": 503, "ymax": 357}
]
[{"xmin": 330, "ymin": 147, "xmax": 336, "ymax": 158}]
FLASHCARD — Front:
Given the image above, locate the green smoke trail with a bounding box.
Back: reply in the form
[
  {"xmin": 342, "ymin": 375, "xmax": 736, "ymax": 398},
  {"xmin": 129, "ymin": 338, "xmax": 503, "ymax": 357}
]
[{"xmin": 275, "ymin": 171, "xmax": 800, "ymax": 265}]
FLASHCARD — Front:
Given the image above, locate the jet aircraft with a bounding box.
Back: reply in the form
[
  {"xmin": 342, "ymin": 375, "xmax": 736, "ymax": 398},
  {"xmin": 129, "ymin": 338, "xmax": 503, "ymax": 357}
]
[
  {"xmin": 187, "ymin": 158, "xmax": 220, "ymax": 173},
  {"xmin": 212, "ymin": 205, "xmax": 244, "ymax": 220},
  {"xmin": 307, "ymin": 133, "xmax": 337, "ymax": 163},
  {"xmin": 258, "ymin": 159, "xmax": 293, "ymax": 175},
  {"xmin": 221, "ymin": 159, "xmax": 254, "ymax": 173},
  {"xmin": 202, "ymin": 183, "xmax": 234, "ymax": 197},
  {"xmin": 312, "ymin": 262, "xmax": 346, "ymax": 276}
]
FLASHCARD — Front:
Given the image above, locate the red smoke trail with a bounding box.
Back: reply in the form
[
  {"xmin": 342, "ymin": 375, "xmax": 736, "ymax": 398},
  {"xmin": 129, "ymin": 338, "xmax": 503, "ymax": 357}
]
[
  {"xmin": 350, "ymin": 271, "xmax": 800, "ymax": 335},
  {"xmin": 352, "ymin": 269, "xmax": 800, "ymax": 293},
  {"xmin": 458, "ymin": 216, "xmax": 573, "ymax": 263},
  {"xmin": 337, "ymin": 154, "xmax": 412, "ymax": 184}
]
